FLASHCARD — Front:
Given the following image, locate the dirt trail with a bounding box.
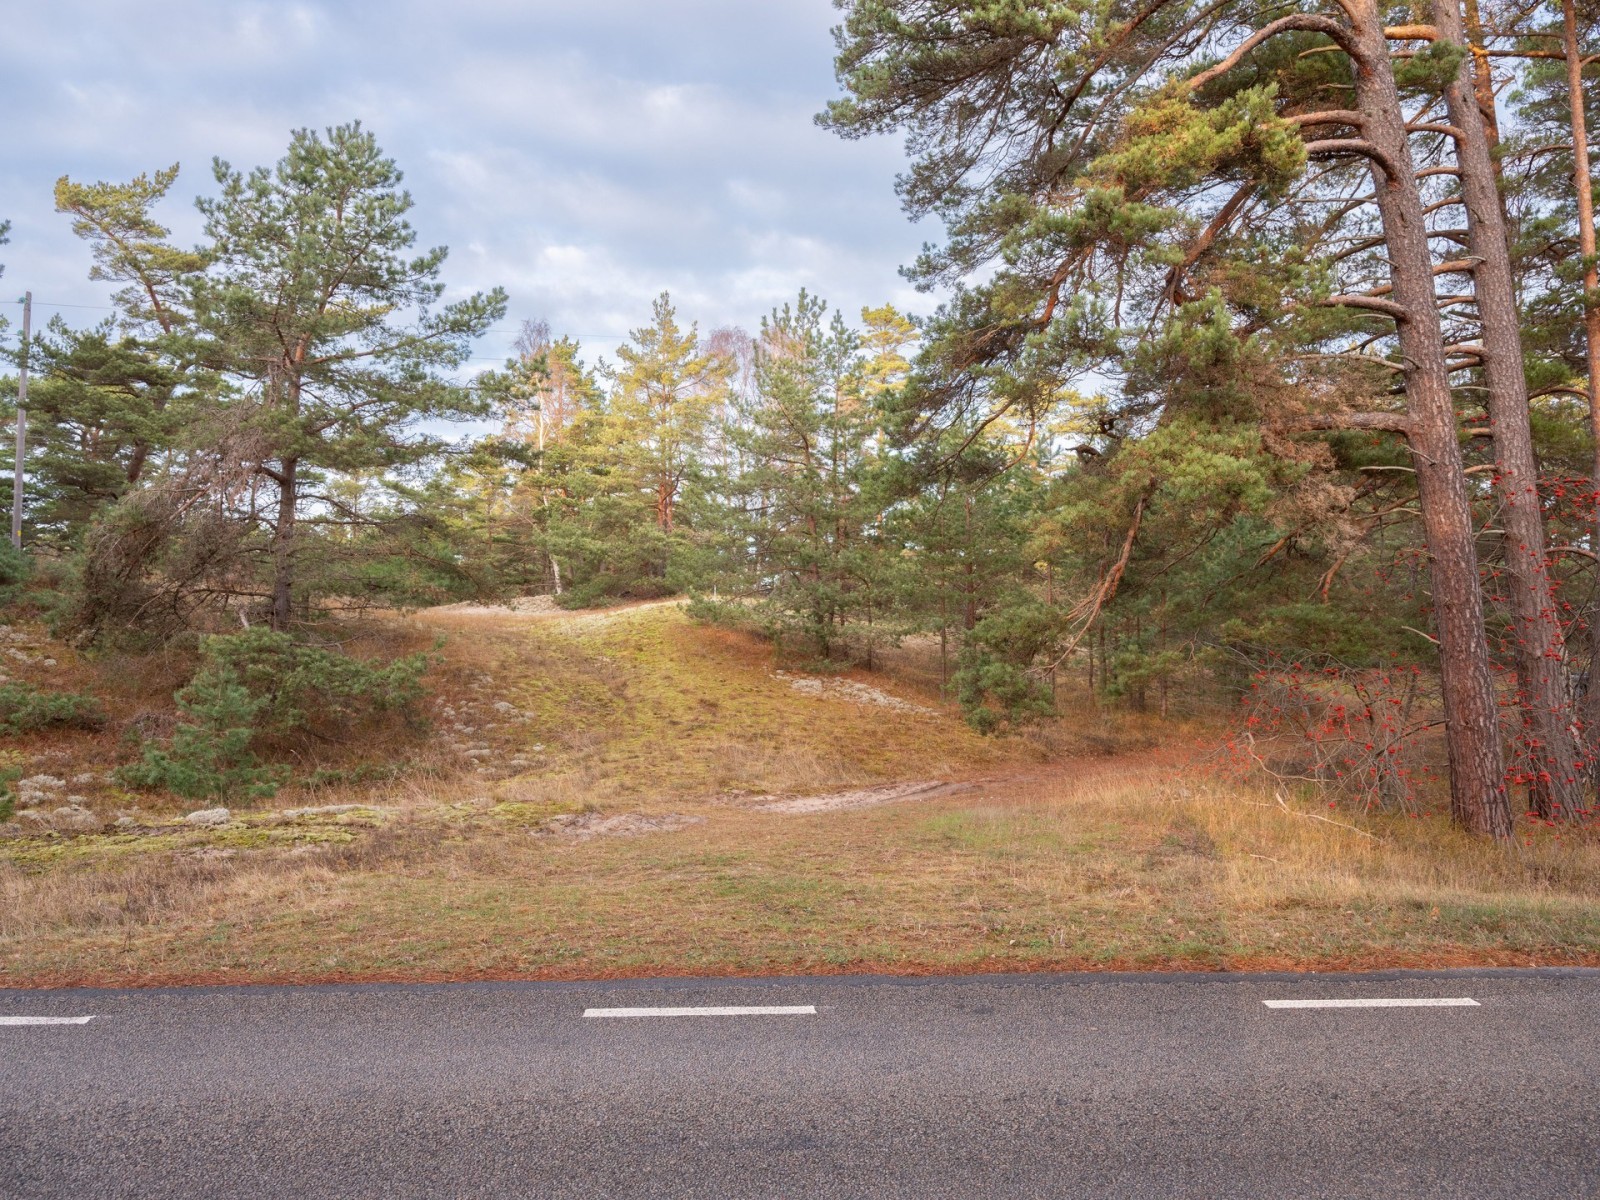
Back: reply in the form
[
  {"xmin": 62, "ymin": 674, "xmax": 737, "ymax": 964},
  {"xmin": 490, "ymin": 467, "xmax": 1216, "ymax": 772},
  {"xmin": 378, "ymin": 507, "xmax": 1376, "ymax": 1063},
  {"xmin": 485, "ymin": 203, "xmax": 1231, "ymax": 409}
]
[
  {"xmin": 423, "ymin": 596, "xmax": 684, "ymax": 621},
  {"xmin": 754, "ymin": 780, "xmax": 975, "ymax": 814}
]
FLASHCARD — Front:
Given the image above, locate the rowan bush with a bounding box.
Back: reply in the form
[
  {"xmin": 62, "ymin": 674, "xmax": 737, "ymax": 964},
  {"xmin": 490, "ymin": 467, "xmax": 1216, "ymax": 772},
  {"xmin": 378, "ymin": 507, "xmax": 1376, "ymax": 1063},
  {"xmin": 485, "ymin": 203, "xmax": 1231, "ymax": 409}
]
[{"xmin": 1224, "ymin": 652, "xmax": 1437, "ymax": 811}]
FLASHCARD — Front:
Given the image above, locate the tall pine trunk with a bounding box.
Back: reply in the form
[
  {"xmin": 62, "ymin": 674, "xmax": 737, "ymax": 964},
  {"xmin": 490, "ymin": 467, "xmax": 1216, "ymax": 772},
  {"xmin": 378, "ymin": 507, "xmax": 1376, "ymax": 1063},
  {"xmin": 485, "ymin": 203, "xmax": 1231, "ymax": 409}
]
[
  {"xmin": 1437, "ymin": 0, "xmax": 1584, "ymax": 819},
  {"xmin": 271, "ymin": 456, "xmax": 298, "ymax": 632},
  {"xmin": 1563, "ymin": 0, "xmax": 1600, "ymax": 756},
  {"xmin": 656, "ymin": 479, "xmax": 674, "ymax": 532},
  {"xmin": 1459, "ymin": 0, "xmax": 1501, "ymax": 164},
  {"xmin": 1350, "ymin": 0, "xmax": 1510, "ymax": 836}
]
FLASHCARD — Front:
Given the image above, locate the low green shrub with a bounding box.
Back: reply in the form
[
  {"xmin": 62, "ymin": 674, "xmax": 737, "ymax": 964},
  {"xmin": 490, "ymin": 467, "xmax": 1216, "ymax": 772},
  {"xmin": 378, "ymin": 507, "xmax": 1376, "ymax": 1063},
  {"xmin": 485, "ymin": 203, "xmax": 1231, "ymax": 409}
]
[
  {"xmin": 684, "ymin": 595, "xmax": 760, "ymax": 631},
  {"xmin": 0, "ymin": 542, "xmax": 30, "ymax": 600},
  {"xmin": 953, "ymin": 602, "xmax": 1060, "ymax": 734},
  {"xmin": 0, "ymin": 681, "xmax": 106, "ymax": 735},
  {"xmin": 556, "ymin": 576, "xmax": 675, "ymax": 609},
  {"xmin": 199, "ymin": 628, "xmax": 433, "ymax": 737},
  {"xmin": 0, "ymin": 766, "xmax": 19, "ymax": 823},
  {"xmin": 118, "ymin": 666, "xmax": 285, "ymax": 802},
  {"xmin": 117, "ymin": 629, "xmax": 434, "ymax": 804}
]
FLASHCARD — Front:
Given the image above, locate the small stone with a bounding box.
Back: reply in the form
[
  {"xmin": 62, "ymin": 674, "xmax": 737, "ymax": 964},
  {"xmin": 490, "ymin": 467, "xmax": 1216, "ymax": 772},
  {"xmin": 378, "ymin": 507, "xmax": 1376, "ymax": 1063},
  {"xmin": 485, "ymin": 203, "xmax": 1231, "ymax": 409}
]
[{"xmin": 185, "ymin": 807, "xmax": 232, "ymax": 827}]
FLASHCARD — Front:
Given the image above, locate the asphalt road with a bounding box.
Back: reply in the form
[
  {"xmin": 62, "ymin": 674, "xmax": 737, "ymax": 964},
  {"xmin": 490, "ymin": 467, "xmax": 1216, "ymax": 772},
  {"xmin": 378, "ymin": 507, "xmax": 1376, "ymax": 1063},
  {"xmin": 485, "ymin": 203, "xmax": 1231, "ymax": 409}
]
[{"xmin": 2, "ymin": 968, "xmax": 1597, "ymax": 1198}]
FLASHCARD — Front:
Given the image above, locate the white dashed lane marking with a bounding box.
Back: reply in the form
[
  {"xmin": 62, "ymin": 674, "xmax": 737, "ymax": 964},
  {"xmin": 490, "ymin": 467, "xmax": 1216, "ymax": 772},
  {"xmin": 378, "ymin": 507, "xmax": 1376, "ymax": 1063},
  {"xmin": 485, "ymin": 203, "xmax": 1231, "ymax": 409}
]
[
  {"xmin": 584, "ymin": 1005, "xmax": 818, "ymax": 1018},
  {"xmin": 0, "ymin": 1016, "xmax": 97, "ymax": 1026},
  {"xmin": 1263, "ymin": 998, "xmax": 1479, "ymax": 1009}
]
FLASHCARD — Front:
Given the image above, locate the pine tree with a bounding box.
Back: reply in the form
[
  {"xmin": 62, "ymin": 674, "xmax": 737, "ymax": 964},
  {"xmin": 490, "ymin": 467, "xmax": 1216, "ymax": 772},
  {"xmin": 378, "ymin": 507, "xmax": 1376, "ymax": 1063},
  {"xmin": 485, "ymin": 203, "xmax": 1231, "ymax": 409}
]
[
  {"xmin": 607, "ymin": 293, "xmax": 731, "ymax": 539},
  {"xmin": 822, "ymin": 0, "xmax": 1521, "ymax": 834},
  {"xmin": 716, "ymin": 293, "xmax": 889, "ymax": 659},
  {"xmin": 3, "ymin": 168, "xmax": 212, "ymax": 545},
  {"xmin": 190, "ymin": 122, "xmax": 507, "ymax": 629},
  {"xmin": 15, "ymin": 322, "xmax": 192, "ymax": 544}
]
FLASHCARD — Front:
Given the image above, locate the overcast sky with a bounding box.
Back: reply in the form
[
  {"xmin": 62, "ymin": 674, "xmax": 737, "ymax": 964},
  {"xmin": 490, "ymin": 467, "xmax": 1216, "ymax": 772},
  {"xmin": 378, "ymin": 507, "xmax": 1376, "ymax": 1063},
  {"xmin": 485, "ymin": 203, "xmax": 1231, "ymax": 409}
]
[{"xmin": 0, "ymin": 0, "xmax": 926, "ymax": 369}]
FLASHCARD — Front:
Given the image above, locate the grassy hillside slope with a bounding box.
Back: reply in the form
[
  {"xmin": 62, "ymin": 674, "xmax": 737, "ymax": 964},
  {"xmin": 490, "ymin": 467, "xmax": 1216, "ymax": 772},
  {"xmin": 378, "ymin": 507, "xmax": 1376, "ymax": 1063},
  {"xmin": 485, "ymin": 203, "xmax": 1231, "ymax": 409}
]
[{"xmin": 2, "ymin": 603, "xmax": 1598, "ymax": 986}]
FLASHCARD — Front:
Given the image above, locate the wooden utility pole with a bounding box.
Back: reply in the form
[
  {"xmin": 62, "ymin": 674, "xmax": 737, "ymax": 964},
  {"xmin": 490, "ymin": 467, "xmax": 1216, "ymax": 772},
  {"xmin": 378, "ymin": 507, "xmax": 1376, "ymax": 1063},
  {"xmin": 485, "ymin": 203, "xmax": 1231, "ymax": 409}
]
[{"xmin": 11, "ymin": 291, "xmax": 30, "ymax": 550}]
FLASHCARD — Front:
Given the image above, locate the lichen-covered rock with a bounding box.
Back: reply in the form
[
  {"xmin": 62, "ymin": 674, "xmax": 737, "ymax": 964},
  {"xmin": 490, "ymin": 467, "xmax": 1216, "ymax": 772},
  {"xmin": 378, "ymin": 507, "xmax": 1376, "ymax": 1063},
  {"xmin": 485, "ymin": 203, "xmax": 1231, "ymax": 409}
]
[
  {"xmin": 17, "ymin": 776, "xmax": 66, "ymax": 808},
  {"xmin": 185, "ymin": 807, "xmax": 232, "ymax": 827}
]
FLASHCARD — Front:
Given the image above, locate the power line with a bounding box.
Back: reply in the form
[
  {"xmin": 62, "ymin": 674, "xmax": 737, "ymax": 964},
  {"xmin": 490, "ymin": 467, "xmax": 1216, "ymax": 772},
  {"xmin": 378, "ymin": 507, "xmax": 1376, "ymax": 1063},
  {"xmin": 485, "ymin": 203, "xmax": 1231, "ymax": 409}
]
[{"xmin": 5, "ymin": 299, "xmax": 116, "ymax": 311}]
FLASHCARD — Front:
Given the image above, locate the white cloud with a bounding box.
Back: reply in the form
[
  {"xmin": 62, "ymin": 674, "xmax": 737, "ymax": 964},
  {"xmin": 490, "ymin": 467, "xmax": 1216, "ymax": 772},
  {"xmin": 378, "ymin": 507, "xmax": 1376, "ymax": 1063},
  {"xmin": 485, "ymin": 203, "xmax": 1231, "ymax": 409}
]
[{"xmin": 0, "ymin": 0, "xmax": 930, "ymax": 366}]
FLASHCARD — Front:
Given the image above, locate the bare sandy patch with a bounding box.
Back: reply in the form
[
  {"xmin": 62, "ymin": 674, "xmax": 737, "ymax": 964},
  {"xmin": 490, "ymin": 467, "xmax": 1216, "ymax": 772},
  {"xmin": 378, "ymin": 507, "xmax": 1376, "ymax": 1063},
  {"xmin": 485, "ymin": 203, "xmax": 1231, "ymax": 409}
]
[
  {"xmin": 772, "ymin": 671, "xmax": 940, "ymax": 716},
  {"xmin": 756, "ymin": 780, "xmax": 973, "ymax": 814},
  {"xmin": 425, "ymin": 596, "xmax": 687, "ymax": 622},
  {"xmin": 542, "ymin": 812, "xmax": 705, "ymax": 839},
  {"xmin": 427, "ymin": 596, "xmax": 563, "ymax": 617}
]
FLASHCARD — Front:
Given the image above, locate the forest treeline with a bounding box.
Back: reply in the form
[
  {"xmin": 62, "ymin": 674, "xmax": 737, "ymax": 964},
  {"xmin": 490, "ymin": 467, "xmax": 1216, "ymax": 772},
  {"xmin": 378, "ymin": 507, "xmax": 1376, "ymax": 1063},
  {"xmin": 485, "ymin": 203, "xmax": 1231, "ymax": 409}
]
[{"xmin": 1, "ymin": 0, "xmax": 1598, "ymax": 839}]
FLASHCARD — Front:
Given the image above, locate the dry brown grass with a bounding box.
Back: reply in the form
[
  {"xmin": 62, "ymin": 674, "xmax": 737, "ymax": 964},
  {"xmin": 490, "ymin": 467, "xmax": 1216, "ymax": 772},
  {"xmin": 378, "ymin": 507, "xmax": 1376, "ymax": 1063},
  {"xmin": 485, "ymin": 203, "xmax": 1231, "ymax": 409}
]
[{"xmin": 3, "ymin": 603, "xmax": 1598, "ymax": 987}]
